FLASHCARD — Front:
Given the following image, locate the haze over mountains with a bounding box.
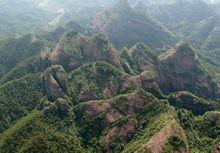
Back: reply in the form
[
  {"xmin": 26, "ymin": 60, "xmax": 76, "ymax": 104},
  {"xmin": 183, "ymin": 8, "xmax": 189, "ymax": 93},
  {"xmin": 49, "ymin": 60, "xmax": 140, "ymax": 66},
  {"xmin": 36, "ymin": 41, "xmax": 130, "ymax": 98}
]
[{"xmin": 0, "ymin": 0, "xmax": 220, "ymax": 153}]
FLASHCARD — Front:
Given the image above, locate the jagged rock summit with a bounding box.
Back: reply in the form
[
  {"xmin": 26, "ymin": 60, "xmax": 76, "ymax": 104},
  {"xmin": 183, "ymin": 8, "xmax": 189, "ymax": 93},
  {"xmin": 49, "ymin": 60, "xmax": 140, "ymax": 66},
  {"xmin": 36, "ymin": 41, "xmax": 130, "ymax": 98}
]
[
  {"xmin": 50, "ymin": 31, "xmax": 123, "ymax": 71},
  {"xmin": 158, "ymin": 40, "xmax": 219, "ymax": 99}
]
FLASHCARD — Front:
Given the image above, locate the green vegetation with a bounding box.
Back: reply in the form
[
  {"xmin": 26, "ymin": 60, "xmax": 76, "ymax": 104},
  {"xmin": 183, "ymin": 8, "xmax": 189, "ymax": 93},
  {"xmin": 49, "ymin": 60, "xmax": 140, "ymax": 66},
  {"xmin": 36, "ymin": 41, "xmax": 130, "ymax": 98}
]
[
  {"xmin": 163, "ymin": 135, "xmax": 185, "ymax": 153},
  {"xmin": 197, "ymin": 111, "xmax": 220, "ymax": 138},
  {"xmin": 0, "ymin": 74, "xmax": 45, "ymax": 133},
  {"xmin": 177, "ymin": 109, "xmax": 219, "ymax": 152},
  {"xmin": 74, "ymin": 89, "xmax": 174, "ymax": 152},
  {"xmin": 0, "ymin": 0, "xmax": 57, "ymax": 37},
  {"xmin": 68, "ymin": 61, "xmax": 134, "ymax": 101},
  {"xmin": 0, "ymin": 1, "xmax": 219, "ymax": 152},
  {"xmin": 169, "ymin": 91, "xmax": 215, "ymax": 115},
  {"xmin": 120, "ymin": 43, "xmax": 158, "ymax": 74},
  {"xmin": 0, "ymin": 34, "xmax": 44, "ymax": 73},
  {"xmin": 123, "ymin": 110, "xmax": 175, "ymax": 153},
  {"xmin": 0, "ymin": 55, "xmax": 48, "ymax": 84},
  {"xmin": 0, "ymin": 110, "xmax": 87, "ymax": 153}
]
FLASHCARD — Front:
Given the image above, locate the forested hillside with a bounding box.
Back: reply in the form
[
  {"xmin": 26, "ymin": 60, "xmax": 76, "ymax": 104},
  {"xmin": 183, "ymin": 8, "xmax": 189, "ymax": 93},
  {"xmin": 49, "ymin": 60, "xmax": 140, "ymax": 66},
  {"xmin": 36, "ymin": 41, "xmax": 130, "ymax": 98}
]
[{"xmin": 0, "ymin": 0, "xmax": 219, "ymax": 153}]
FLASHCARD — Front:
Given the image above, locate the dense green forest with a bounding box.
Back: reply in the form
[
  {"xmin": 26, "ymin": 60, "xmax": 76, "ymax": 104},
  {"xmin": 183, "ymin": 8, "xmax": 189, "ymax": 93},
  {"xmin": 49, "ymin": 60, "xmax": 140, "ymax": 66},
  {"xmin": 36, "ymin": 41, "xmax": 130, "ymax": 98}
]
[{"xmin": 0, "ymin": 0, "xmax": 219, "ymax": 153}]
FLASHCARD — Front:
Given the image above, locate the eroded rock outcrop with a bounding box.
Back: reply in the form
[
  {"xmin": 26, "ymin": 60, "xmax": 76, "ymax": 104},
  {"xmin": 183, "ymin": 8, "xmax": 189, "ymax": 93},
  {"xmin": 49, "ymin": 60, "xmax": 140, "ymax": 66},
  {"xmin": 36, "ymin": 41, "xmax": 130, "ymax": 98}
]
[
  {"xmin": 50, "ymin": 31, "xmax": 123, "ymax": 71},
  {"xmin": 43, "ymin": 65, "xmax": 70, "ymax": 100},
  {"xmin": 138, "ymin": 120, "xmax": 189, "ymax": 153},
  {"xmin": 213, "ymin": 142, "xmax": 220, "ymax": 153},
  {"xmin": 158, "ymin": 40, "xmax": 219, "ymax": 99},
  {"xmin": 68, "ymin": 61, "xmax": 161, "ymax": 103},
  {"xmin": 74, "ymin": 89, "xmax": 165, "ymax": 151}
]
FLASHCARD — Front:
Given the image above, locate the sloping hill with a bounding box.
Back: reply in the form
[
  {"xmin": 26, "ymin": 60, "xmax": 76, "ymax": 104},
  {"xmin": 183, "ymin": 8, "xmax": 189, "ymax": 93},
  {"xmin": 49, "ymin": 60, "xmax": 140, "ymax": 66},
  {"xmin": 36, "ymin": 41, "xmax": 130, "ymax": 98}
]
[
  {"xmin": 74, "ymin": 89, "xmax": 176, "ymax": 152},
  {"xmin": 120, "ymin": 43, "xmax": 158, "ymax": 74},
  {"xmin": 91, "ymin": 0, "xmax": 176, "ymax": 50},
  {"xmin": 0, "ymin": 34, "xmax": 45, "ymax": 74},
  {"xmin": 158, "ymin": 40, "xmax": 220, "ymax": 99},
  {"xmin": 0, "ymin": 110, "xmax": 87, "ymax": 153},
  {"xmin": 0, "ymin": 0, "xmax": 56, "ymax": 36},
  {"xmin": 148, "ymin": 0, "xmax": 214, "ymax": 28},
  {"xmin": 50, "ymin": 31, "xmax": 123, "ymax": 71},
  {"xmin": 0, "ymin": 74, "xmax": 45, "ymax": 133}
]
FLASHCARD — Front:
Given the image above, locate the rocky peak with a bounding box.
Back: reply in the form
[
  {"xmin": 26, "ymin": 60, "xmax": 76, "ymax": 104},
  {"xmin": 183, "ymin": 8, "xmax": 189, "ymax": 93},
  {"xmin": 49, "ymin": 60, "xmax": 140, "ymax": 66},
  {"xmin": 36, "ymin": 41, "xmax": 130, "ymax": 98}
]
[
  {"xmin": 173, "ymin": 40, "xmax": 197, "ymax": 59},
  {"xmin": 158, "ymin": 40, "xmax": 219, "ymax": 99},
  {"xmin": 43, "ymin": 65, "xmax": 70, "ymax": 100},
  {"xmin": 159, "ymin": 40, "xmax": 197, "ymax": 73},
  {"xmin": 50, "ymin": 31, "xmax": 123, "ymax": 71}
]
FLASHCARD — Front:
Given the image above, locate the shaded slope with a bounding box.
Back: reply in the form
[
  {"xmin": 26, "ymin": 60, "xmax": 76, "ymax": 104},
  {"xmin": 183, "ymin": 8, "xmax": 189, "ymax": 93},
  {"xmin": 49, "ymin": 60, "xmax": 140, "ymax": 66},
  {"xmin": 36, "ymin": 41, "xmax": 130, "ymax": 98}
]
[
  {"xmin": 0, "ymin": 110, "xmax": 86, "ymax": 153},
  {"xmin": 0, "ymin": 34, "xmax": 44, "ymax": 73},
  {"xmin": 120, "ymin": 43, "xmax": 158, "ymax": 74},
  {"xmin": 168, "ymin": 91, "xmax": 215, "ymax": 115},
  {"xmin": 91, "ymin": 0, "xmax": 176, "ymax": 49},
  {"xmin": 0, "ymin": 54, "xmax": 50, "ymax": 84},
  {"xmin": 0, "ymin": 74, "xmax": 45, "ymax": 133},
  {"xmin": 148, "ymin": 0, "xmax": 214, "ymax": 28},
  {"xmin": 158, "ymin": 40, "xmax": 220, "ymax": 99},
  {"xmin": 74, "ymin": 89, "xmax": 174, "ymax": 152},
  {"xmin": 68, "ymin": 61, "xmax": 161, "ymax": 102},
  {"xmin": 50, "ymin": 31, "xmax": 123, "ymax": 71}
]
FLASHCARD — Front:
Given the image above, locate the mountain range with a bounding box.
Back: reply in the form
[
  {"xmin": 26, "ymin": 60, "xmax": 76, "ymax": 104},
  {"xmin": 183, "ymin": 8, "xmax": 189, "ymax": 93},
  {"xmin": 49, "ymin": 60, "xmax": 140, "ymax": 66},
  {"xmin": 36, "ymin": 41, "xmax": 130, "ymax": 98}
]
[{"xmin": 0, "ymin": 0, "xmax": 219, "ymax": 153}]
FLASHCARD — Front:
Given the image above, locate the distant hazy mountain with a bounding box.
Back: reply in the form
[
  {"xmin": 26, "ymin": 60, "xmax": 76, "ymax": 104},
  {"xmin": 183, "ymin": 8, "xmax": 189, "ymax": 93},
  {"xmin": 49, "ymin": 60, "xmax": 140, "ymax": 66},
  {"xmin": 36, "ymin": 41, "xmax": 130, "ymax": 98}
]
[
  {"xmin": 0, "ymin": 1, "xmax": 220, "ymax": 153},
  {"xmin": 91, "ymin": 0, "xmax": 176, "ymax": 50},
  {"xmin": 0, "ymin": 0, "xmax": 57, "ymax": 36},
  {"xmin": 148, "ymin": 0, "xmax": 214, "ymax": 28}
]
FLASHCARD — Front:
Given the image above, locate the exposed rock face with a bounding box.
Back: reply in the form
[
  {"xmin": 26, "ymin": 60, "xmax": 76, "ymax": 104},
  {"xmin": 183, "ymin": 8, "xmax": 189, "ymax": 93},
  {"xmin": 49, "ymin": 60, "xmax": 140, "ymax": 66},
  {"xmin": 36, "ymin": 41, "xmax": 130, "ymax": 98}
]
[
  {"xmin": 138, "ymin": 120, "xmax": 189, "ymax": 153},
  {"xmin": 78, "ymin": 92, "xmax": 98, "ymax": 102},
  {"xmin": 158, "ymin": 40, "xmax": 219, "ymax": 99},
  {"xmin": 50, "ymin": 31, "xmax": 123, "ymax": 71},
  {"xmin": 56, "ymin": 98, "xmax": 70, "ymax": 112},
  {"xmin": 213, "ymin": 142, "xmax": 220, "ymax": 153},
  {"xmin": 74, "ymin": 90, "xmax": 162, "ymax": 151},
  {"xmin": 68, "ymin": 61, "xmax": 161, "ymax": 103},
  {"xmin": 43, "ymin": 65, "xmax": 70, "ymax": 100},
  {"xmin": 159, "ymin": 40, "xmax": 197, "ymax": 73}
]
